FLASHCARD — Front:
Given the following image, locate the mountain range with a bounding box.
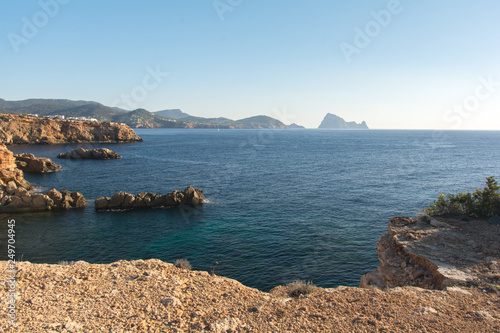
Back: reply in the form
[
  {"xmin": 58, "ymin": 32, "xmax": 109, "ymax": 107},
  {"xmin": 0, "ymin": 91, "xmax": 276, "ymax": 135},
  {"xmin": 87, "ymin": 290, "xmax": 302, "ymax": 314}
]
[
  {"xmin": 0, "ymin": 98, "xmax": 369, "ymax": 129},
  {"xmin": 0, "ymin": 98, "xmax": 289, "ymax": 129}
]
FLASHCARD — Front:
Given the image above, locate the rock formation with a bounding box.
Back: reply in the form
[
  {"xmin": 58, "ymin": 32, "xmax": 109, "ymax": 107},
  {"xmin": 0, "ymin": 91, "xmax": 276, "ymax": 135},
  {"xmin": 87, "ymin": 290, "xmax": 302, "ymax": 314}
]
[
  {"xmin": 57, "ymin": 148, "xmax": 121, "ymax": 160},
  {"xmin": 0, "ymin": 144, "xmax": 85, "ymax": 213},
  {"xmin": 95, "ymin": 187, "xmax": 204, "ymax": 210},
  {"xmin": 318, "ymin": 113, "xmax": 368, "ymax": 129},
  {"xmin": 0, "ymin": 144, "xmax": 31, "ymax": 191},
  {"xmin": 0, "ymin": 113, "xmax": 142, "ymax": 144},
  {"xmin": 14, "ymin": 153, "xmax": 62, "ymax": 173},
  {"xmin": 360, "ymin": 216, "xmax": 500, "ymax": 290}
]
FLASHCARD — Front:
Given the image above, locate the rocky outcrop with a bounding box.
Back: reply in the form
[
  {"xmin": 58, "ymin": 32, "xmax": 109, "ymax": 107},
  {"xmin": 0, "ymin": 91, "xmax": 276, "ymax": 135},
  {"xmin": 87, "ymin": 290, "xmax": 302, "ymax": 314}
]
[
  {"xmin": 57, "ymin": 148, "xmax": 121, "ymax": 160},
  {"xmin": 318, "ymin": 113, "xmax": 368, "ymax": 129},
  {"xmin": 0, "ymin": 144, "xmax": 31, "ymax": 191},
  {"xmin": 360, "ymin": 216, "xmax": 500, "ymax": 290},
  {"xmin": 95, "ymin": 187, "xmax": 204, "ymax": 210},
  {"xmin": 0, "ymin": 144, "xmax": 85, "ymax": 213},
  {"xmin": 0, "ymin": 113, "xmax": 142, "ymax": 144},
  {"xmin": 14, "ymin": 153, "xmax": 61, "ymax": 173},
  {"xmin": 0, "ymin": 188, "xmax": 86, "ymax": 213}
]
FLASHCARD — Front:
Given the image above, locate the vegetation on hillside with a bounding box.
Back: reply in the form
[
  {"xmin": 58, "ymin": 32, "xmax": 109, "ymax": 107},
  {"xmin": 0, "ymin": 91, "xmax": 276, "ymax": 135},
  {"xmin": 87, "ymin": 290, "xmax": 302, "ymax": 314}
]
[{"xmin": 424, "ymin": 176, "xmax": 500, "ymax": 218}]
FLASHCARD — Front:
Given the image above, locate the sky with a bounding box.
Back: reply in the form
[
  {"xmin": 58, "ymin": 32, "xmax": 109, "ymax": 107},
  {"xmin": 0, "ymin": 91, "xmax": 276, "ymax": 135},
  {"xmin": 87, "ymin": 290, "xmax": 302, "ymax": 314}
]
[{"xmin": 1, "ymin": 0, "xmax": 500, "ymax": 129}]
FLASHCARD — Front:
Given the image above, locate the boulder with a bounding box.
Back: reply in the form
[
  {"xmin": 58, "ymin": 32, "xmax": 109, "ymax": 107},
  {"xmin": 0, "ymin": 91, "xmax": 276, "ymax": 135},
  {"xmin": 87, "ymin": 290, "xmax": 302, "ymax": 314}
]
[
  {"xmin": 14, "ymin": 153, "xmax": 62, "ymax": 173},
  {"xmin": 6, "ymin": 181, "xmax": 17, "ymax": 195},
  {"xmin": 71, "ymin": 192, "xmax": 86, "ymax": 208},
  {"xmin": 183, "ymin": 187, "xmax": 204, "ymax": 205},
  {"xmin": 95, "ymin": 197, "xmax": 110, "ymax": 210},
  {"xmin": 122, "ymin": 193, "xmax": 136, "ymax": 208},
  {"xmin": 108, "ymin": 192, "xmax": 127, "ymax": 209}
]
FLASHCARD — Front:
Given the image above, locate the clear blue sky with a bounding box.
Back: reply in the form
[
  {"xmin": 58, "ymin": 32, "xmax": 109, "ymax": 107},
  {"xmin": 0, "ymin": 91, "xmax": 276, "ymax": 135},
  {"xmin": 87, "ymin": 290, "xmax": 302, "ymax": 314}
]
[{"xmin": 1, "ymin": 0, "xmax": 499, "ymax": 129}]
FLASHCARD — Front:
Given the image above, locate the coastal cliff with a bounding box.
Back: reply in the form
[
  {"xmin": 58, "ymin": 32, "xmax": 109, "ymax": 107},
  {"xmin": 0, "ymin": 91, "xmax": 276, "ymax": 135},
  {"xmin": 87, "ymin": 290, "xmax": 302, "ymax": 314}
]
[
  {"xmin": 360, "ymin": 216, "xmax": 500, "ymax": 290},
  {"xmin": 0, "ymin": 113, "xmax": 142, "ymax": 144}
]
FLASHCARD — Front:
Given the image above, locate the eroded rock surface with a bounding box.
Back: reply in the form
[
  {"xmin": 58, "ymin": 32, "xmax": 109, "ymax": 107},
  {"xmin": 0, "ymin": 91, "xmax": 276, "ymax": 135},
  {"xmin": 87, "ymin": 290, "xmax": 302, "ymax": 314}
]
[
  {"xmin": 95, "ymin": 187, "xmax": 204, "ymax": 210},
  {"xmin": 0, "ymin": 144, "xmax": 85, "ymax": 213},
  {"xmin": 57, "ymin": 148, "xmax": 121, "ymax": 159},
  {"xmin": 14, "ymin": 153, "xmax": 62, "ymax": 173},
  {"xmin": 0, "ymin": 113, "xmax": 142, "ymax": 144},
  {"xmin": 360, "ymin": 216, "xmax": 500, "ymax": 290},
  {"xmin": 1, "ymin": 259, "xmax": 498, "ymax": 332}
]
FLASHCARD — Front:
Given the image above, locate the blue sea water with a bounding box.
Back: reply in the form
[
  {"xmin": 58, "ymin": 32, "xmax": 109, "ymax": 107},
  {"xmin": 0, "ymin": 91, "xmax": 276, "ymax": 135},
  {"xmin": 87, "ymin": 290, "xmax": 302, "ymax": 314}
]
[{"xmin": 1, "ymin": 129, "xmax": 499, "ymax": 291}]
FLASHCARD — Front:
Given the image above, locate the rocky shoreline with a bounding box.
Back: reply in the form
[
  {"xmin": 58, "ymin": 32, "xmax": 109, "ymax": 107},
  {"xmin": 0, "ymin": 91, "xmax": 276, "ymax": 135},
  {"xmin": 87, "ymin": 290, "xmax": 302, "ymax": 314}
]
[
  {"xmin": 0, "ymin": 144, "xmax": 85, "ymax": 213},
  {"xmin": 0, "ymin": 113, "xmax": 142, "ymax": 144}
]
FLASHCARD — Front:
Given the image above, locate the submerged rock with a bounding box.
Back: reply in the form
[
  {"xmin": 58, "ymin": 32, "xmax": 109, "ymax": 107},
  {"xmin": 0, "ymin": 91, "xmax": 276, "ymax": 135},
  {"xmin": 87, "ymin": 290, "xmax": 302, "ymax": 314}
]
[
  {"xmin": 57, "ymin": 148, "xmax": 121, "ymax": 160},
  {"xmin": 95, "ymin": 187, "xmax": 203, "ymax": 210}
]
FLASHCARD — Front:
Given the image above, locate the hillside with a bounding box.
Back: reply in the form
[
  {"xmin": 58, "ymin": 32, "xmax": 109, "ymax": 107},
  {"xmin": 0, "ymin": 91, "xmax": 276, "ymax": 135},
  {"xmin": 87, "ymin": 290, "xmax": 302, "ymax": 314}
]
[
  {"xmin": 0, "ymin": 98, "xmax": 123, "ymax": 121},
  {"xmin": 0, "ymin": 98, "xmax": 291, "ymax": 129},
  {"xmin": 154, "ymin": 109, "xmax": 190, "ymax": 119},
  {"xmin": 235, "ymin": 115, "xmax": 288, "ymax": 129},
  {"xmin": 112, "ymin": 109, "xmax": 180, "ymax": 128},
  {"xmin": 318, "ymin": 113, "xmax": 368, "ymax": 129}
]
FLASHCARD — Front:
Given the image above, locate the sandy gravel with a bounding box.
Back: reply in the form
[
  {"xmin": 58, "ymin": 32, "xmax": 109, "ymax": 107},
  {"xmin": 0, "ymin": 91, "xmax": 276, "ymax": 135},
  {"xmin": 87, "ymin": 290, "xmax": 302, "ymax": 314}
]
[{"xmin": 1, "ymin": 259, "xmax": 499, "ymax": 332}]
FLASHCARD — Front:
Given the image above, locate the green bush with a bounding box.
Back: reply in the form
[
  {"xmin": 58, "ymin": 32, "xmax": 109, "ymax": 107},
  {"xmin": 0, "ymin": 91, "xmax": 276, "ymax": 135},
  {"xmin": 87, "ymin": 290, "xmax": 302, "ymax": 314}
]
[{"xmin": 424, "ymin": 176, "xmax": 500, "ymax": 218}]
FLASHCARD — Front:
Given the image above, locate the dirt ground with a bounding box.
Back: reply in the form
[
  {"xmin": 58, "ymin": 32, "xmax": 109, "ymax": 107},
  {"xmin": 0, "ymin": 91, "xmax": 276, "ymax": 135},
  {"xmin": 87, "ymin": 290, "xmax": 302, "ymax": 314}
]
[{"xmin": 1, "ymin": 259, "xmax": 499, "ymax": 332}]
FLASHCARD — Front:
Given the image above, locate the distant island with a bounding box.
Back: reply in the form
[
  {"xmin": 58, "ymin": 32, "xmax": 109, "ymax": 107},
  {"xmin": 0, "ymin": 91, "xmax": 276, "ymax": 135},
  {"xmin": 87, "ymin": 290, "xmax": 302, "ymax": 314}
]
[
  {"xmin": 0, "ymin": 98, "xmax": 300, "ymax": 130},
  {"xmin": 318, "ymin": 113, "xmax": 368, "ymax": 129}
]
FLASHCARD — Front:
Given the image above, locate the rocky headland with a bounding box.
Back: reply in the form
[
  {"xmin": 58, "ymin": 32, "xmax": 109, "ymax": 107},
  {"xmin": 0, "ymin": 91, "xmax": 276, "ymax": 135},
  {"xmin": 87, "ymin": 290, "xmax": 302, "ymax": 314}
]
[
  {"xmin": 0, "ymin": 113, "xmax": 142, "ymax": 144},
  {"xmin": 0, "ymin": 144, "xmax": 85, "ymax": 213},
  {"xmin": 14, "ymin": 153, "xmax": 61, "ymax": 173},
  {"xmin": 360, "ymin": 216, "xmax": 500, "ymax": 291},
  {"xmin": 57, "ymin": 148, "xmax": 121, "ymax": 160},
  {"xmin": 95, "ymin": 187, "xmax": 204, "ymax": 210}
]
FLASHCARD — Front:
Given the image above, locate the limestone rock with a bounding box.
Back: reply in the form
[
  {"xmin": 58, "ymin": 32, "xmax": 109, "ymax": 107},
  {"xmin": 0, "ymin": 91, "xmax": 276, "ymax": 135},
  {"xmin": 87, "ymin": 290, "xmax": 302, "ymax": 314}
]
[
  {"xmin": 14, "ymin": 153, "xmax": 61, "ymax": 173},
  {"xmin": 57, "ymin": 148, "xmax": 121, "ymax": 160},
  {"xmin": 95, "ymin": 187, "xmax": 204, "ymax": 211},
  {"xmin": 0, "ymin": 113, "xmax": 142, "ymax": 144}
]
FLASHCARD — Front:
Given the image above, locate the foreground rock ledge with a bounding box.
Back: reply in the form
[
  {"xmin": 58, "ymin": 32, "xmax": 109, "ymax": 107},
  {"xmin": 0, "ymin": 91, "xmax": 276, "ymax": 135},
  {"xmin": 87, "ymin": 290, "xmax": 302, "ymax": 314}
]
[
  {"xmin": 1, "ymin": 259, "xmax": 498, "ymax": 332},
  {"xmin": 360, "ymin": 216, "xmax": 500, "ymax": 290},
  {"xmin": 95, "ymin": 187, "xmax": 203, "ymax": 210}
]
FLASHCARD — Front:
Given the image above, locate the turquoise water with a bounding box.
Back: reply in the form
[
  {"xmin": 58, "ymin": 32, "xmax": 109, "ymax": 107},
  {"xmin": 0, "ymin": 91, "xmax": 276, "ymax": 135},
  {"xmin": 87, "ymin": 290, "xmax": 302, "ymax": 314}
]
[{"xmin": 1, "ymin": 129, "xmax": 499, "ymax": 290}]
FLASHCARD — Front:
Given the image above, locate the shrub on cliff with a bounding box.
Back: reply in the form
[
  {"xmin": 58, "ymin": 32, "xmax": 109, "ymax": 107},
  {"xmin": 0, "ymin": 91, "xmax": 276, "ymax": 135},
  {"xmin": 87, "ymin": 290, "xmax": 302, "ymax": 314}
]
[
  {"xmin": 425, "ymin": 176, "xmax": 500, "ymax": 218},
  {"xmin": 286, "ymin": 280, "xmax": 318, "ymax": 297},
  {"xmin": 174, "ymin": 259, "xmax": 192, "ymax": 270}
]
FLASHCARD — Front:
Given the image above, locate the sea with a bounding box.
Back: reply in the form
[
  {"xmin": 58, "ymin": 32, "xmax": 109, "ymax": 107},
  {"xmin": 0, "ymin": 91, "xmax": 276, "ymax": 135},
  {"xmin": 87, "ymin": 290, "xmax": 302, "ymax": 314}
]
[{"xmin": 2, "ymin": 129, "xmax": 500, "ymax": 291}]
